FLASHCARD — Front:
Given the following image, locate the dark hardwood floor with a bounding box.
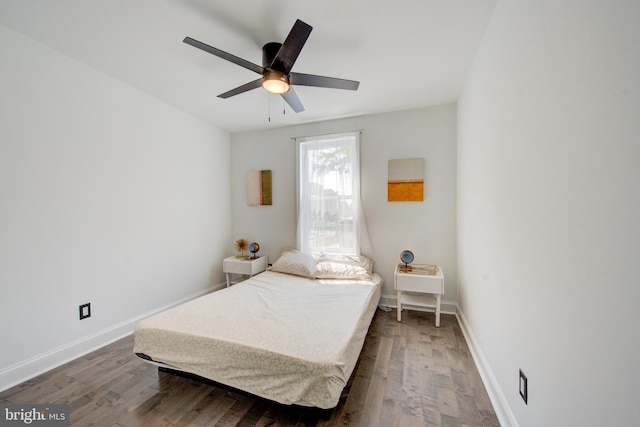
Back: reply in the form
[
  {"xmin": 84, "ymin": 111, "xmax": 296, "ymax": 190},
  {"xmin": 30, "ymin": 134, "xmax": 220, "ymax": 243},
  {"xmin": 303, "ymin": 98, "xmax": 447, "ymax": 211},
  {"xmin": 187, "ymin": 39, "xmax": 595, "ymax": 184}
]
[{"xmin": 0, "ymin": 309, "xmax": 499, "ymax": 426}]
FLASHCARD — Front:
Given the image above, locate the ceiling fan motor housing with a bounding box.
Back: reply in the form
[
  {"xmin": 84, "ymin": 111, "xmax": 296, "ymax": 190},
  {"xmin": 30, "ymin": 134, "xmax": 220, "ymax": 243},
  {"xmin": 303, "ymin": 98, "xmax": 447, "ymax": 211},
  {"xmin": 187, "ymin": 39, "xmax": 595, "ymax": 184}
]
[
  {"xmin": 261, "ymin": 42, "xmax": 290, "ymax": 93},
  {"xmin": 262, "ymin": 42, "xmax": 282, "ymax": 68}
]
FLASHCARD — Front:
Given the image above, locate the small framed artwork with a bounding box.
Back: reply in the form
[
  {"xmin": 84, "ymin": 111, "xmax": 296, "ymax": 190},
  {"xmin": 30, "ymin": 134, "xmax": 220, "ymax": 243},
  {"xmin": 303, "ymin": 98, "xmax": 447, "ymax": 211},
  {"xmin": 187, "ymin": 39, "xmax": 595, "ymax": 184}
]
[
  {"xmin": 247, "ymin": 170, "xmax": 272, "ymax": 205},
  {"xmin": 388, "ymin": 158, "xmax": 424, "ymax": 202}
]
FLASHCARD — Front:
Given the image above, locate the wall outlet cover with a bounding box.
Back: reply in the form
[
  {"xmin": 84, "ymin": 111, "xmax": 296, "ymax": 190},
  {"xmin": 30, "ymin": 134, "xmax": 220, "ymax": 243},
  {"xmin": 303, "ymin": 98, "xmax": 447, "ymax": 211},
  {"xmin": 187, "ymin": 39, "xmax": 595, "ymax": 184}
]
[
  {"xmin": 79, "ymin": 303, "xmax": 91, "ymax": 320},
  {"xmin": 519, "ymin": 369, "xmax": 528, "ymax": 404}
]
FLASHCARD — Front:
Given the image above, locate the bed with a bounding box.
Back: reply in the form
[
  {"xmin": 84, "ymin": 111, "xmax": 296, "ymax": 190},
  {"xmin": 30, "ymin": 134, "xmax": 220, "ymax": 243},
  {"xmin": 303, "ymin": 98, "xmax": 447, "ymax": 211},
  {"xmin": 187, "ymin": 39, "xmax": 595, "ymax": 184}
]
[{"xmin": 133, "ymin": 250, "xmax": 382, "ymax": 409}]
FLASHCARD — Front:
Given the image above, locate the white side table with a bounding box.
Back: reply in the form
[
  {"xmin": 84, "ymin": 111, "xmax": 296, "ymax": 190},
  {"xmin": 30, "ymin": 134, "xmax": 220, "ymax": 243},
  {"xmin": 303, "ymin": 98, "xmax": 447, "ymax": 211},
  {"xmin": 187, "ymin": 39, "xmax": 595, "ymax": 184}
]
[
  {"xmin": 223, "ymin": 256, "xmax": 268, "ymax": 287},
  {"xmin": 394, "ymin": 263, "xmax": 444, "ymax": 327}
]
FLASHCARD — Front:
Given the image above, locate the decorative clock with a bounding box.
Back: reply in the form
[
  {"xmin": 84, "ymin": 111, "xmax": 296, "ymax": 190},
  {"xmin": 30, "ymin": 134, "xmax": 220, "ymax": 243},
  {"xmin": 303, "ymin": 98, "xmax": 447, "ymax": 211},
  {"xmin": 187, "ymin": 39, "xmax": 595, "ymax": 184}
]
[
  {"xmin": 249, "ymin": 242, "xmax": 260, "ymax": 259},
  {"xmin": 400, "ymin": 250, "xmax": 414, "ymax": 272}
]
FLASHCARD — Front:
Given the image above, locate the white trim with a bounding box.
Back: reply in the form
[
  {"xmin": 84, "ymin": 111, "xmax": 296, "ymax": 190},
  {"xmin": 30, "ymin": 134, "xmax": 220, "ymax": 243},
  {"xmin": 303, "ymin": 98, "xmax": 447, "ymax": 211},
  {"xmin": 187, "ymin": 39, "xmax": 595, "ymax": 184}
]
[
  {"xmin": 0, "ymin": 282, "xmax": 226, "ymax": 392},
  {"xmin": 379, "ymin": 293, "xmax": 457, "ymax": 315},
  {"xmin": 456, "ymin": 308, "xmax": 518, "ymax": 427}
]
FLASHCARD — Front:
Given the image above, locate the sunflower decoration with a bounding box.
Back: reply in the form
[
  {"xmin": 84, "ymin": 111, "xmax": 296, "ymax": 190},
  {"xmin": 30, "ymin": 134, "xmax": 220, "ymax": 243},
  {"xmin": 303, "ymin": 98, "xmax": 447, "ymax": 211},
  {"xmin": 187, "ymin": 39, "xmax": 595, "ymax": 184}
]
[{"xmin": 234, "ymin": 238, "xmax": 249, "ymax": 258}]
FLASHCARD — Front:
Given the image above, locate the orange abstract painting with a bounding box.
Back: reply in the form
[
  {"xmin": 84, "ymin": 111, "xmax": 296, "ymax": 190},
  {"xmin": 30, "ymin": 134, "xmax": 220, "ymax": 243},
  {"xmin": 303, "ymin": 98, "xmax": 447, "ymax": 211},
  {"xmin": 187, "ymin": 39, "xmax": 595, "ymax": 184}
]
[
  {"xmin": 388, "ymin": 180, "xmax": 424, "ymax": 201},
  {"xmin": 388, "ymin": 158, "xmax": 425, "ymax": 202}
]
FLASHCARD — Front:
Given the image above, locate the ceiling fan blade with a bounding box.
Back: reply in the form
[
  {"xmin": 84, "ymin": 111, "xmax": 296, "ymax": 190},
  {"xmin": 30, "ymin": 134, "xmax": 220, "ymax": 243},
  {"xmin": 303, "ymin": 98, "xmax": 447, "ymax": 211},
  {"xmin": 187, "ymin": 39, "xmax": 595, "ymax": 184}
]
[
  {"xmin": 218, "ymin": 78, "xmax": 263, "ymax": 99},
  {"xmin": 270, "ymin": 19, "xmax": 313, "ymax": 73},
  {"xmin": 290, "ymin": 72, "xmax": 360, "ymax": 91},
  {"xmin": 281, "ymin": 87, "xmax": 305, "ymax": 113},
  {"xmin": 183, "ymin": 37, "xmax": 263, "ymax": 75}
]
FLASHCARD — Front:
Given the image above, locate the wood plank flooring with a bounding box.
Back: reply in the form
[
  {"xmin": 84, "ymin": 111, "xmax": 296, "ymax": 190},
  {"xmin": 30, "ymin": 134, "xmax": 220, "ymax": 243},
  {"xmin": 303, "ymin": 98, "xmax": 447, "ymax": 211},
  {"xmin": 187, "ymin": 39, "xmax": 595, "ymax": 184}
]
[{"xmin": 0, "ymin": 309, "xmax": 499, "ymax": 426}]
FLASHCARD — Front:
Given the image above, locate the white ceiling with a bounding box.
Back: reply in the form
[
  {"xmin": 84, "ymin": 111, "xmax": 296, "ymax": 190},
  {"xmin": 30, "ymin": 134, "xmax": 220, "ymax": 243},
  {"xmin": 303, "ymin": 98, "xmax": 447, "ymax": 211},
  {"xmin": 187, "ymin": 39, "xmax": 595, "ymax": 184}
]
[{"xmin": 0, "ymin": 0, "xmax": 497, "ymax": 134}]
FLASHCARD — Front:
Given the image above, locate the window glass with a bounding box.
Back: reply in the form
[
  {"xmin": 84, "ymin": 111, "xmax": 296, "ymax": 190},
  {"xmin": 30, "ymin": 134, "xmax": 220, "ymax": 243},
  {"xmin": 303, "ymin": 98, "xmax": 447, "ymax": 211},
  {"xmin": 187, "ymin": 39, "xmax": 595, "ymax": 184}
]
[{"xmin": 297, "ymin": 132, "xmax": 360, "ymax": 254}]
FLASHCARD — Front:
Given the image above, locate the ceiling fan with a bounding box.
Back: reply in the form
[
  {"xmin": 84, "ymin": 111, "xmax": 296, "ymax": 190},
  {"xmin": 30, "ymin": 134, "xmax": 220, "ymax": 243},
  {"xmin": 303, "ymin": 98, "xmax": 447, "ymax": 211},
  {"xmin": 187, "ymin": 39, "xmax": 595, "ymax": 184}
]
[{"xmin": 183, "ymin": 19, "xmax": 360, "ymax": 113}]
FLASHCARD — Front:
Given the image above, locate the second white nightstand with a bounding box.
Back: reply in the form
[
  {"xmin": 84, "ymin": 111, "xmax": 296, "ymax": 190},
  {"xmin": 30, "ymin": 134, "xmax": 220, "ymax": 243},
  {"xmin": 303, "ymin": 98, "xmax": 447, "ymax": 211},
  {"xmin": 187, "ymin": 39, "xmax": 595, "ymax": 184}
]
[
  {"xmin": 394, "ymin": 263, "xmax": 444, "ymax": 327},
  {"xmin": 223, "ymin": 256, "xmax": 268, "ymax": 287}
]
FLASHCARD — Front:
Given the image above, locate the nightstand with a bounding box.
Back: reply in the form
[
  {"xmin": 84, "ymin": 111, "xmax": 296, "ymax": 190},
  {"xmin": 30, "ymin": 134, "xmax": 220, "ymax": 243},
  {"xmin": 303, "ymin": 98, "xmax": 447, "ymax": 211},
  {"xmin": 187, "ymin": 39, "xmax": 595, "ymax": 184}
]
[
  {"xmin": 223, "ymin": 256, "xmax": 268, "ymax": 287},
  {"xmin": 394, "ymin": 263, "xmax": 444, "ymax": 327}
]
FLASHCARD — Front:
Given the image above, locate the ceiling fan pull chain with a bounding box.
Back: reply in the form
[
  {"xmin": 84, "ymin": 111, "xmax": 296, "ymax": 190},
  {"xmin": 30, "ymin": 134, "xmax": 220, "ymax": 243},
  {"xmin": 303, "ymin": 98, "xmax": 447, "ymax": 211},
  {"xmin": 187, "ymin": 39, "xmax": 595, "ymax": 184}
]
[
  {"xmin": 283, "ymin": 97, "xmax": 286, "ymax": 116},
  {"xmin": 268, "ymin": 94, "xmax": 271, "ymax": 122}
]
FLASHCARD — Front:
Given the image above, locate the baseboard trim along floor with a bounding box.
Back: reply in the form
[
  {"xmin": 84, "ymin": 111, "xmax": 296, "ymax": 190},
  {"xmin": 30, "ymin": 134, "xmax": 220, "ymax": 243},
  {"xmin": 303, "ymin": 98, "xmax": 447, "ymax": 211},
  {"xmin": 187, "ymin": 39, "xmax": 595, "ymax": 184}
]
[
  {"xmin": 0, "ymin": 282, "xmax": 225, "ymax": 392},
  {"xmin": 456, "ymin": 308, "xmax": 518, "ymax": 427}
]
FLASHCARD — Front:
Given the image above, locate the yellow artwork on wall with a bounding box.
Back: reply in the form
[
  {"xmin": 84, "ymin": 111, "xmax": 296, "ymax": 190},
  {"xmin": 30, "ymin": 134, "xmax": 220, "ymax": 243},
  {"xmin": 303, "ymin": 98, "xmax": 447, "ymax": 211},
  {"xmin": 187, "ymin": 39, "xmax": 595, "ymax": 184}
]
[{"xmin": 388, "ymin": 158, "xmax": 424, "ymax": 202}]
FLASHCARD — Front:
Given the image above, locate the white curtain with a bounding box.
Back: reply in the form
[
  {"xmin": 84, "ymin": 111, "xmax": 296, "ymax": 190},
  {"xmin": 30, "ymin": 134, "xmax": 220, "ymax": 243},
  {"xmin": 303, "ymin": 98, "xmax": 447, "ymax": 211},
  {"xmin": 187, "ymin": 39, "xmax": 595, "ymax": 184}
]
[{"xmin": 296, "ymin": 131, "xmax": 371, "ymax": 255}]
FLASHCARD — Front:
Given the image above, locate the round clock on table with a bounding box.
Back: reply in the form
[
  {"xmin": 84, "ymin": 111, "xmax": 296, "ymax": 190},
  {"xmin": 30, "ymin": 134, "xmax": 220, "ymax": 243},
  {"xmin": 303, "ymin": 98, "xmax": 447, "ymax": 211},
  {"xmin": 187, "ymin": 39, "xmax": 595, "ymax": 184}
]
[
  {"xmin": 249, "ymin": 242, "xmax": 260, "ymax": 259},
  {"xmin": 400, "ymin": 250, "xmax": 414, "ymax": 271}
]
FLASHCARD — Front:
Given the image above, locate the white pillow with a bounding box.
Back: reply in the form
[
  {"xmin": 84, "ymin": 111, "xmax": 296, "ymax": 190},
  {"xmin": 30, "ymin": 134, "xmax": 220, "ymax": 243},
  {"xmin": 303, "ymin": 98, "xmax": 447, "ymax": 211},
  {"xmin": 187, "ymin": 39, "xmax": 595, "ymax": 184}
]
[
  {"xmin": 268, "ymin": 248, "xmax": 317, "ymax": 278},
  {"xmin": 315, "ymin": 253, "xmax": 374, "ymax": 280},
  {"xmin": 320, "ymin": 253, "xmax": 374, "ymax": 272}
]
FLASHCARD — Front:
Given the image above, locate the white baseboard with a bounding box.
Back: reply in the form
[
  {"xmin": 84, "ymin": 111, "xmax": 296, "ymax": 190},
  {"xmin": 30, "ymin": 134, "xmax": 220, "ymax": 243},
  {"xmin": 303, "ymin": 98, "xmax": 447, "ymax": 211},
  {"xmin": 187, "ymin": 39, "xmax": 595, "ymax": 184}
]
[
  {"xmin": 456, "ymin": 308, "xmax": 518, "ymax": 427},
  {"xmin": 0, "ymin": 282, "xmax": 226, "ymax": 393},
  {"xmin": 379, "ymin": 293, "xmax": 458, "ymax": 315}
]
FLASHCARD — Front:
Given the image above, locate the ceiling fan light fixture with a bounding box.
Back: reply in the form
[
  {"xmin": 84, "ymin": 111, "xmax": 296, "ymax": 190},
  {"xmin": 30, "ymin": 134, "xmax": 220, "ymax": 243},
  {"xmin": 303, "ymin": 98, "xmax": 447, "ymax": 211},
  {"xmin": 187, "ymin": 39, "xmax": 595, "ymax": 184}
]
[{"xmin": 262, "ymin": 71, "xmax": 290, "ymax": 94}]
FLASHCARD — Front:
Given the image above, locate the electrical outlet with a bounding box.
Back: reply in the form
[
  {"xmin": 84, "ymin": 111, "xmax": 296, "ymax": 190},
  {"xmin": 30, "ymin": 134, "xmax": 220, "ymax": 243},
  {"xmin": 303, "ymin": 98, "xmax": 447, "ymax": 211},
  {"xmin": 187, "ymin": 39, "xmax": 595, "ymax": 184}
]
[
  {"xmin": 79, "ymin": 303, "xmax": 91, "ymax": 320},
  {"xmin": 519, "ymin": 369, "xmax": 528, "ymax": 404}
]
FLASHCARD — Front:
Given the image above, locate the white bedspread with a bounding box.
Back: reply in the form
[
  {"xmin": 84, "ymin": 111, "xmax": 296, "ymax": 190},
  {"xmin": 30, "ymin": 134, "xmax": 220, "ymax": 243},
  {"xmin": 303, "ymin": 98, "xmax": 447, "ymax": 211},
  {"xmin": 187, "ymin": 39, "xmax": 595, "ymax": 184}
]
[{"xmin": 133, "ymin": 270, "xmax": 382, "ymax": 408}]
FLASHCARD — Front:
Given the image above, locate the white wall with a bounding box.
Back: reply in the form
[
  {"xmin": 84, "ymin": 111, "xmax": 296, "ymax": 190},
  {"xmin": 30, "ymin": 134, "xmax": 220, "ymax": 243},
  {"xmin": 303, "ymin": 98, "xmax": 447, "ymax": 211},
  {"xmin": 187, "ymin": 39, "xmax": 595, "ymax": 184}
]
[
  {"xmin": 458, "ymin": 1, "xmax": 640, "ymax": 426},
  {"xmin": 0, "ymin": 25, "xmax": 231, "ymax": 389},
  {"xmin": 230, "ymin": 105, "xmax": 457, "ymax": 303}
]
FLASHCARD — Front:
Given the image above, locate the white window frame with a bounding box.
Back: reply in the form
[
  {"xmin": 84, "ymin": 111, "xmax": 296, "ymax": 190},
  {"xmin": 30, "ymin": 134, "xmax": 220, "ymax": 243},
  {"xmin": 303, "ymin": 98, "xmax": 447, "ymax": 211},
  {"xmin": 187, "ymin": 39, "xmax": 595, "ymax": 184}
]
[{"xmin": 296, "ymin": 131, "xmax": 363, "ymax": 255}]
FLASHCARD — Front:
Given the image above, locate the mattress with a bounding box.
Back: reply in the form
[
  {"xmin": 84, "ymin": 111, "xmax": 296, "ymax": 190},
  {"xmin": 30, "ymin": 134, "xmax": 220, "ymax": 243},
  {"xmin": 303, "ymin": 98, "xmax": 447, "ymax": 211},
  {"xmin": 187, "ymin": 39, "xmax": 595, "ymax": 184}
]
[{"xmin": 133, "ymin": 270, "xmax": 382, "ymax": 409}]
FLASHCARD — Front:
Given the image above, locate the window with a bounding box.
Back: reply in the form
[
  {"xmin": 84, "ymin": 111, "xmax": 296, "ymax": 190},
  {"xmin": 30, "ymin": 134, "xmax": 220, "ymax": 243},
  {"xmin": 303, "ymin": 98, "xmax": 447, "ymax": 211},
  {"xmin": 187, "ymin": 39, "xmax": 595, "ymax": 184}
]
[{"xmin": 296, "ymin": 131, "xmax": 366, "ymax": 254}]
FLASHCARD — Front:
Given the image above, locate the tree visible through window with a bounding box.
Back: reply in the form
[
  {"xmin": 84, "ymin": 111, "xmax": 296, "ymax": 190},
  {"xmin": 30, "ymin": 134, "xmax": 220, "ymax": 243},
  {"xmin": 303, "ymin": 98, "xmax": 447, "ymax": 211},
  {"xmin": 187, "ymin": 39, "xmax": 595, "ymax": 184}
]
[{"xmin": 297, "ymin": 132, "xmax": 362, "ymax": 254}]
